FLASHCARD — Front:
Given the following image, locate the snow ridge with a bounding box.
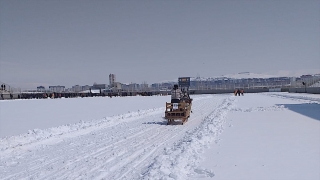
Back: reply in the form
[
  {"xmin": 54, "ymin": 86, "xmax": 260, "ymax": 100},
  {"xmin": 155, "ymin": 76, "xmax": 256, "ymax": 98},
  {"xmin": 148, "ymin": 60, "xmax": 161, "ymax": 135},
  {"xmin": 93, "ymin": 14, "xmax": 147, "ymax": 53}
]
[
  {"xmin": 141, "ymin": 97, "xmax": 235, "ymax": 180},
  {"xmin": 0, "ymin": 95, "xmax": 214, "ymax": 152},
  {"xmin": 0, "ymin": 107, "xmax": 164, "ymax": 152},
  {"xmin": 0, "ymin": 95, "xmax": 229, "ymax": 180}
]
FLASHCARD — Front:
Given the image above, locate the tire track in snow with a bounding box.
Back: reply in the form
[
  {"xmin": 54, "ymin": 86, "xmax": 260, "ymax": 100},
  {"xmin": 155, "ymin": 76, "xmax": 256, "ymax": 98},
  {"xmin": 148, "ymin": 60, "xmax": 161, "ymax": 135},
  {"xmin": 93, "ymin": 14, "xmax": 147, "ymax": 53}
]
[
  {"xmin": 53, "ymin": 96, "xmax": 222, "ymax": 180},
  {"xmin": 141, "ymin": 96, "xmax": 235, "ymax": 180},
  {"xmin": 0, "ymin": 95, "xmax": 232, "ymax": 180}
]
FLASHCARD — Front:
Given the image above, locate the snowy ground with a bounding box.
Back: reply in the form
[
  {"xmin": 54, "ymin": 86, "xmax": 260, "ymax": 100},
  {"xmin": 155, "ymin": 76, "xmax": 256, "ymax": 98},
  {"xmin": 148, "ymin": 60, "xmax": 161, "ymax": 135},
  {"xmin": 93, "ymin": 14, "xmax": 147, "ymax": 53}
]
[{"xmin": 0, "ymin": 93, "xmax": 319, "ymax": 180}]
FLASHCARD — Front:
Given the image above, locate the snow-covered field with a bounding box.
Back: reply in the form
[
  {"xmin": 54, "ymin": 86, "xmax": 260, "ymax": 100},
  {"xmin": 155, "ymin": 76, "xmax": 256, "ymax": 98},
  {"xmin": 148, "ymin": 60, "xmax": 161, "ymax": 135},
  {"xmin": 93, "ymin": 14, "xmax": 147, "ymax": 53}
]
[{"xmin": 0, "ymin": 93, "xmax": 319, "ymax": 180}]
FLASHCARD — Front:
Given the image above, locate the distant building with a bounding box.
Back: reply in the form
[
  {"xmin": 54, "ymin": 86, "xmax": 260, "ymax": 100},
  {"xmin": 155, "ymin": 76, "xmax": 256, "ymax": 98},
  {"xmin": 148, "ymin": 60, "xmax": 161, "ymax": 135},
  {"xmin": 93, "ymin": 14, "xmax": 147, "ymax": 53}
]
[
  {"xmin": 140, "ymin": 82, "xmax": 149, "ymax": 91},
  {"xmin": 72, "ymin": 85, "xmax": 82, "ymax": 92},
  {"xmin": 92, "ymin": 83, "xmax": 107, "ymax": 89},
  {"xmin": 128, "ymin": 83, "xmax": 139, "ymax": 91},
  {"xmin": 37, "ymin": 86, "xmax": 45, "ymax": 92},
  {"xmin": 49, "ymin": 85, "xmax": 65, "ymax": 93},
  {"xmin": 70, "ymin": 85, "xmax": 91, "ymax": 92},
  {"xmin": 81, "ymin": 85, "xmax": 91, "ymax": 91},
  {"xmin": 114, "ymin": 82, "xmax": 122, "ymax": 90},
  {"xmin": 301, "ymin": 75, "xmax": 313, "ymax": 79},
  {"xmin": 300, "ymin": 74, "xmax": 320, "ymax": 87},
  {"xmin": 161, "ymin": 82, "xmax": 174, "ymax": 90},
  {"xmin": 151, "ymin": 83, "xmax": 161, "ymax": 90},
  {"xmin": 109, "ymin": 74, "xmax": 116, "ymax": 87}
]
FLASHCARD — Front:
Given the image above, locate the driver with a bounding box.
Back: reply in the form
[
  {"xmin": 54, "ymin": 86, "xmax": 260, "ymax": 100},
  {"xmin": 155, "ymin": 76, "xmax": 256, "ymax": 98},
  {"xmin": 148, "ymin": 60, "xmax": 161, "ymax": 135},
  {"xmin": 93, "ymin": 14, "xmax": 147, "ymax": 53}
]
[{"xmin": 171, "ymin": 84, "xmax": 182, "ymax": 103}]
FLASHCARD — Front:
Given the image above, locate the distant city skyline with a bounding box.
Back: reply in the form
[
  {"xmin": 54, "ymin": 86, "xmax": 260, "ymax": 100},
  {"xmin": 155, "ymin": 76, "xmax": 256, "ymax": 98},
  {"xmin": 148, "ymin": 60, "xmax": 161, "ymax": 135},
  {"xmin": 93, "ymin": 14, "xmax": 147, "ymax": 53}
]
[
  {"xmin": 1, "ymin": 0, "xmax": 319, "ymax": 89},
  {"xmin": 5, "ymin": 71, "xmax": 319, "ymax": 91},
  {"xmin": 0, "ymin": 68, "xmax": 320, "ymax": 90}
]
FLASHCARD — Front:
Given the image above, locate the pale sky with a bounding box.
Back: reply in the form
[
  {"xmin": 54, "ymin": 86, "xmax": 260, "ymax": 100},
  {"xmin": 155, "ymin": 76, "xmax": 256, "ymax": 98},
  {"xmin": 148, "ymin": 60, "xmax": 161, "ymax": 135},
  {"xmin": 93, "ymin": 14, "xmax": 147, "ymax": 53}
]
[{"xmin": 0, "ymin": 0, "xmax": 319, "ymax": 89}]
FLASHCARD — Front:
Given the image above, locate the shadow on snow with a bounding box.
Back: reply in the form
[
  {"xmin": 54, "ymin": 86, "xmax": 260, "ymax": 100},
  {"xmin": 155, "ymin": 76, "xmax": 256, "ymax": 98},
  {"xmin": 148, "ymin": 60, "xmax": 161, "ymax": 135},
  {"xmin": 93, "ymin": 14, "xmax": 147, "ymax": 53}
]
[
  {"xmin": 142, "ymin": 118, "xmax": 184, "ymax": 125},
  {"xmin": 279, "ymin": 103, "xmax": 320, "ymax": 121}
]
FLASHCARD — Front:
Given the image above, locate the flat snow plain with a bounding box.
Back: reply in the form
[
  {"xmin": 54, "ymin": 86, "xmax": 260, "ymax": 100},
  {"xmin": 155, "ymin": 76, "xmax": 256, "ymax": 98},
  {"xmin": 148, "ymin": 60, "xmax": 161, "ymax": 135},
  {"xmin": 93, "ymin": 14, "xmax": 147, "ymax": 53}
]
[{"xmin": 0, "ymin": 93, "xmax": 319, "ymax": 180}]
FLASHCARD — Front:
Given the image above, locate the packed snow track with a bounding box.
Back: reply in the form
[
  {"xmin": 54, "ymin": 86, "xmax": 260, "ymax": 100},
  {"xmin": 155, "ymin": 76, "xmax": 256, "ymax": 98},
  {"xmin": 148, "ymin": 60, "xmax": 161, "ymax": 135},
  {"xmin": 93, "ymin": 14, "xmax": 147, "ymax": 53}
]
[{"xmin": 0, "ymin": 95, "xmax": 235, "ymax": 179}]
